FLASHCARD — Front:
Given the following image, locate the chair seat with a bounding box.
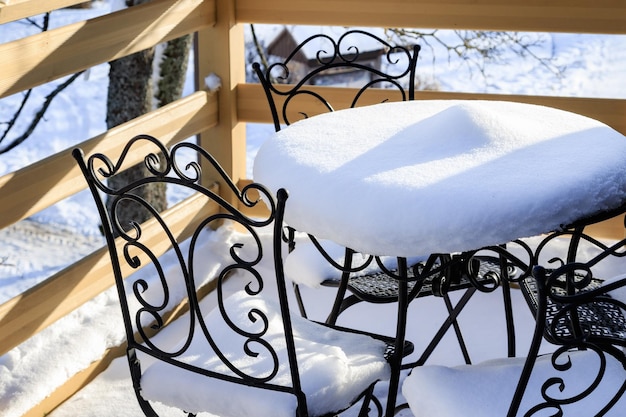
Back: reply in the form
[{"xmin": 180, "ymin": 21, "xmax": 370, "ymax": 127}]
[
  {"xmin": 334, "ymin": 255, "xmax": 507, "ymax": 303},
  {"xmin": 520, "ymin": 274, "xmax": 626, "ymax": 345},
  {"xmin": 284, "ymin": 238, "xmax": 424, "ymax": 291},
  {"xmin": 140, "ymin": 291, "xmax": 391, "ymax": 417},
  {"xmin": 285, "ymin": 239, "xmax": 506, "ymax": 304},
  {"xmin": 402, "ymin": 350, "xmax": 626, "ymax": 417}
]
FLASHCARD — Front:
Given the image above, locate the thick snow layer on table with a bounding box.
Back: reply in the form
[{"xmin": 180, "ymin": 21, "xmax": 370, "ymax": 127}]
[{"xmin": 254, "ymin": 100, "xmax": 626, "ymax": 256}]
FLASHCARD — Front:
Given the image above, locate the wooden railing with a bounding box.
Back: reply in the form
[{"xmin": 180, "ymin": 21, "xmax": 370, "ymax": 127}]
[{"xmin": 0, "ymin": 0, "xmax": 625, "ymax": 415}]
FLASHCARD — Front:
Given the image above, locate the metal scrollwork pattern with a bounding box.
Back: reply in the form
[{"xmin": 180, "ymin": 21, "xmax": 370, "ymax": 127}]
[
  {"xmin": 523, "ymin": 344, "xmax": 626, "ymax": 417},
  {"xmin": 527, "ymin": 215, "xmax": 626, "ymax": 347},
  {"xmin": 512, "ymin": 240, "xmax": 626, "ymax": 416},
  {"xmin": 253, "ymin": 29, "xmax": 420, "ymax": 129},
  {"xmin": 462, "ymin": 240, "xmax": 534, "ymax": 291},
  {"xmin": 74, "ymin": 134, "xmax": 288, "ymax": 388}
]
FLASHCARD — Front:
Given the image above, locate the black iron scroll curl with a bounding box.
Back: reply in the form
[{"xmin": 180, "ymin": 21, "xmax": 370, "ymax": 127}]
[
  {"xmin": 169, "ymin": 141, "xmax": 276, "ymax": 225},
  {"xmin": 518, "ymin": 262, "xmax": 626, "ymax": 417},
  {"xmin": 254, "ymin": 29, "xmax": 420, "ymax": 127},
  {"xmin": 462, "ymin": 239, "xmax": 534, "ymax": 293},
  {"xmin": 306, "ymin": 233, "xmax": 375, "ymax": 273},
  {"xmin": 78, "ymin": 134, "xmax": 281, "ymax": 378},
  {"xmin": 523, "ymin": 344, "xmax": 626, "ymax": 417}
]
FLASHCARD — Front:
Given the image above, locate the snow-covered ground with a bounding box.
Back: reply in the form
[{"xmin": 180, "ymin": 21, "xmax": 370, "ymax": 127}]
[{"xmin": 1, "ymin": 2, "xmax": 626, "ymax": 417}]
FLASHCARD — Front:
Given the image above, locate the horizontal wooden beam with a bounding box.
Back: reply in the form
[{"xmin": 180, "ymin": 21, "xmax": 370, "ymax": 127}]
[
  {"xmin": 0, "ymin": 0, "xmax": 215, "ymax": 99},
  {"xmin": 0, "ymin": 189, "xmax": 219, "ymax": 357},
  {"xmin": 0, "ymin": 0, "xmax": 87, "ymax": 24},
  {"xmin": 410, "ymin": 90, "xmax": 626, "ymax": 137},
  {"xmin": 237, "ymin": 82, "xmax": 626, "ymax": 136},
  {"xmin": 237, "ymin": 82, "xmax": 415, "ymax": 124},
  {"xmin": 0, "ymin": 91, "xmax": 218, "ymax": 231},
  {"xmin": 236, "ymin": 0, "xmax": 626, "ymax": 34}
]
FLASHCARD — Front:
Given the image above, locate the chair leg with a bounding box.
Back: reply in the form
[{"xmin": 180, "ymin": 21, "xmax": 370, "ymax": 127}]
[
  {"xmin": 497, "ymin": 248, "xmax": 517, "ymax": 358},
  {"xmin": 286, "ymin": 227, "xmax": 310, "ymax": 319},
  {"xmin": 325, "ymin": 252, "xmax": 355, "ymax": 325},
  {"xmin": 292, "ymin": 283, "xmax": 308, "ymax": 318},
  {"xmin": 507, "ymin": 267, "xmax": 549, "ymax": 417},
  {"xmin": 500, "ymin": 279, "xmax": 516, "ymax": 358}
]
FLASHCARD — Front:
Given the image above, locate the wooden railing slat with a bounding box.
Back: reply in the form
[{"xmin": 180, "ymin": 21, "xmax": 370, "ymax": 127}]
[
  {"xmin": 0, "ymin": 0, "xmax": 215, "ymax": 99},
  {"xmin": 0, "ymin": 91, "xmax": 218, "ymax": 231},
  {"xmin": 236, "ymin": 0, "xmax": 626, "ymax": 34},
  {"xmin": 0, "ymin": 0, "xmax": 87, "ymax": 24},
  {"xmin": 237, "ymin": 83, "xmax": 626, "ymax": 136},
  {"xmin": 0, "ymin": 190, "xmax": 219, "ymax": 357}
]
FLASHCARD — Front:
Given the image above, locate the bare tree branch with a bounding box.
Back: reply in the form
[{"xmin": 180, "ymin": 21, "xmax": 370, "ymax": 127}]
[
  {"xmin": 0, "ymin": 89, "xmax": 33, "ymax": 144},
  {"xmin": 384, "ymin": 28, "xmax": 564, "ymax": 81},
  {"xmin": 0, "ymin": 12, "xmax": 88, "ymax": 155},
  {"xmin": 23, "ymin": 12, "xmax": 50, "ymax": 31},
  {"xmin": 0, "ymin": 71, "xmax": 85, "ymax": 153}
]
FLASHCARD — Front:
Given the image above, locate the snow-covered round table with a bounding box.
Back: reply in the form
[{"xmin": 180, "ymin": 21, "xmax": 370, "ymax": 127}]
[{"xmin": 253, "ymin": 100, "xmax": 626, "ymax": 257}]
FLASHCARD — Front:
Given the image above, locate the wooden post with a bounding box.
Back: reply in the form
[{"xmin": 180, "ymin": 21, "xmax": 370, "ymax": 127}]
[{"xmin": 196, "ymin": 0, "xmax": 246, "ymax": 205}]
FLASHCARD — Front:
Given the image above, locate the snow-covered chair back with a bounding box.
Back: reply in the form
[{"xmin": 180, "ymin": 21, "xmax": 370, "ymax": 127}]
[{"xmin": 72, "ymin": 135, "xmax": 391, "ymax": 417}]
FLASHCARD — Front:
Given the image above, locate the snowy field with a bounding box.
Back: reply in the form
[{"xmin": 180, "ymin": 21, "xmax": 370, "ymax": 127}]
[{"xmin": 1, "ymin": 2, "xmax": 626, "ymax": 417}]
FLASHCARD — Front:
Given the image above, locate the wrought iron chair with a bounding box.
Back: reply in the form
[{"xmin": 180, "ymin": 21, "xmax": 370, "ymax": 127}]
[
  {"xmin": 401, "ymin": 210, "xmax": 626, "ymax": 416},
  {"xmin": 253, "ymin": 28, "xmax": 417, "ymax": 313},
  {"xmin": 73, "ymin": 135, "xmax": 401, "ymax": 417}
]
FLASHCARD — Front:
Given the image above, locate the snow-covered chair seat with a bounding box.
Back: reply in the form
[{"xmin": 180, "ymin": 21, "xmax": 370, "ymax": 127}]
[
  {"xmin": 73, "ymin": 136, "xmax": 392, "ymax": 417},
  {"xmin": 403, "ymin": 264, "xmax": 626, "ymax": 416},
  {"xmin": 141, "ymin": 290, "xmax": 391, "ymax": 417},
  {"xmin": 402, "ymin": 349, "xmax": 626, "ymax": 417}
]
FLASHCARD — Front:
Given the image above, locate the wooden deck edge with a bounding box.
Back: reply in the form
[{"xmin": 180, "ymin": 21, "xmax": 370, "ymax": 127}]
[{"xmin": 22, "ymin": 273, "xmax": 220, "ymax": 417}]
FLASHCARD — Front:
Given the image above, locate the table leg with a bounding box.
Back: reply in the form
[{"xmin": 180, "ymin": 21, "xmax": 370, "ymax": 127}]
[{"xmin": 385, "ymin": 257, "xmax": 409, "ymax": 417}]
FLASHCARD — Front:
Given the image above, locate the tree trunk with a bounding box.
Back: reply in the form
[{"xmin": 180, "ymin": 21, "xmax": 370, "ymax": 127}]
[
  {"xmin": 156, "ymin": 34, "xmax": 192, "ymax": 107},
  {"xmin": 105, "ymin": 0, "xmax": 166, "ymax": 231}
]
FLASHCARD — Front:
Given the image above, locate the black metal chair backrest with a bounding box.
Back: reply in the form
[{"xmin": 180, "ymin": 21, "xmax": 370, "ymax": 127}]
[
  {"xmin": 507, "ymin": 207, "xmax": 626, "ymax": 416},
  {"xmin": 522, "ymin": 205, "xmax": 626, "ymax": 348},
  {"xmin": 253, "ymin": 29, "xmax": 420, "ymax": 131},
  {"xmin": 505, "ymin": 264, "xmax": 626, "ymax": 416},
  {"xmin": 72, "ymin": 136, "xmax": 309, "ymax": 416}
]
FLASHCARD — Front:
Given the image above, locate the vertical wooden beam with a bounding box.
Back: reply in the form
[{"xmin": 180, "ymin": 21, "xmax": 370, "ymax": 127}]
[{"xmin": 196, "ymin": 0, "xmax": 246, "ymax": 205}]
